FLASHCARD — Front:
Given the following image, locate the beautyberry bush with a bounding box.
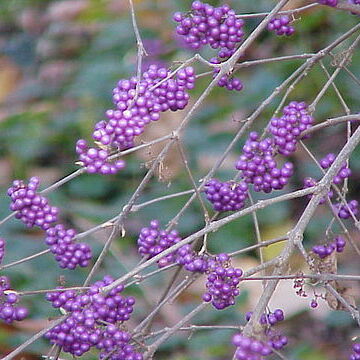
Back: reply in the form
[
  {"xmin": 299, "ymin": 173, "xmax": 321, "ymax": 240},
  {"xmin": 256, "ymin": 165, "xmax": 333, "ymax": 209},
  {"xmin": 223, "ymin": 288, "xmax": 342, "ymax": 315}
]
[{"xmin": 0, "ymin": 1, "xmax": 359, "ymax": 359}]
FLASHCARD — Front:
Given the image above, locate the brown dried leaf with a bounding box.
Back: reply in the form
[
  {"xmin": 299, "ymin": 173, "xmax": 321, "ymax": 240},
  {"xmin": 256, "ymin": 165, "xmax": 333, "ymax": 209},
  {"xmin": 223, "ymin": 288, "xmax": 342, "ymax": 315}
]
[
  {"xmin": 309, "ymin": 251, "xmax": 355, "ymax": 312},
  {"xmin": 137, "ymin": 110, "xmax": 184, "ymax": 181},
  {"xmin": 325, "ymin": 281, "xmax": 356, "ymax": 311},
  {"xmin": 309, "ymin": 249, "xmax": 337, "ymax": 274}
]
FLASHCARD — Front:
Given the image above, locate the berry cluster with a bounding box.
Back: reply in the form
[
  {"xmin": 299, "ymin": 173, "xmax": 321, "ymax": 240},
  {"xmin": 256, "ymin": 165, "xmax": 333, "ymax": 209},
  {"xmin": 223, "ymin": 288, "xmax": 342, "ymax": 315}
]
[
  {"xmin": 350, "ymin": 343, "xmax": 360, "ymax": 360},
  {"xmin": 269, "ymin": 101, "xmax": 313, "ymax": 156},
  {"xmin": 319, "ymin": 153, "xmax": 351, "ymax": 185},
  {"xmin": 137, "ymin": 221, "xmax": 244, "ymax": 305},
  {"xmin": 205, "ymin": 101, "xmax": 313, "ymax": 212},
  {"xmin": 267, "ymin": 16, "xmax": 295, "ymax": 36},
  {"xmin": 304, "ymin": 154, "xmax": 356, "ymax": 218},
  {"xmin": 245, "ymin": 309, "xmax": 288, "ymax": 351},
  {"xmin": 217, "ymin": 74, "xmax": 243, "ymax": 91},
  {"xmin": 137, "ymin": 219, "xmax": 182, "ymax": 267},
  {"xmin": 0, "ymin": 238, "xmax": 5, "ymax": 264},
  {"xmin": 318, "ymin": 0, "xmax": 338, "ymax": 6},
  {"xmin": 235, "ymin": 132, "xmax": 294, "ymax": 193},
  {"xmin": 232, "ymin": 333, "xmax": 273, "ymax": 360},
  {"xmin": 211, "ymin": 58, "xmax": 244, "ymax": 91},
  {"xmin": 45, "ymin": 224, "xmax": 92, "ymax": 269},
  {"xmin": 245, "ymin": 309, "xmax": 284, "ymax": 325},
  {"xmin": 98, "ymin": 324, "xmax": 143, "ymax": 360},
  {"xmin": 173, "ymin": 1, "xmax": 245, "ymax": 58},
  {"xmin": 204, "ymin": 179, "xmax": 248, "ymax": 212},
  {"xmin": 0, "ymin": 276, "xmax": 28, "ymax": 323},
  {"xmin": 8, "ymin": 177, "xmax": 92, "ymax": 271},
  {"xmin": 78, "ymin": 64, "xmax": 195, "ymax": 174},
  {"xmin": 312, "ymin": 235, "xmax": 346, "ymax": 259},
  {"xmin": 335, "ymin": 199, "xmax": 359, "ymax": 219},
  {"xmin": 202, "ymin": 253, "xmax": 242, "ymax": 309},
  {"xmin": 7, "ymin": 177, "xmax": 59, "ymax": 230},
  {"xmin": 76, "ymin": 140, "xmax": 126, "ymax": 175},
  {"xmin": 136, "ymin": 225, "xmax": 243, "ymax": 310},
  {"xmin": 302, "ymin": 152, "xmax": 351, "ymax": 205},
  {"xmin": 175, "ymin": 244, "xmax": 210, "ymax": 273},
  {"xmin": 45, "ymin": 275, "xmax": 140, "ymax": 358}
]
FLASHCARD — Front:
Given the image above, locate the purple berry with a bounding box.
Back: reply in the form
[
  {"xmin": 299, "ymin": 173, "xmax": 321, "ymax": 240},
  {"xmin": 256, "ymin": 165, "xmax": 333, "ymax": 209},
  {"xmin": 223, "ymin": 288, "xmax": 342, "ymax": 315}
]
[
  {"xmin": 350, "ymin": 343, "xmax": 360, "ymax": 360},
  {"xmin": 7, "ymin": 177, "xmax": 59, "ymax": 230},
  {"xmin": 0, "ymin": 276, "xmax": 28, "ymax": 324},
  {"xmin": 203, "ymin": 255, "xmax": 242, "ymax": 310},
  {"xmin": 77, "ymin": 64, "xmax": 196, "ymax": 175},
  {"xmin": 174, "ymin": 1, "xmax": 245, "ymax": 58},
  {"xmin": 268, "ymin": 15, "xmax": 295, "ymax": 36},
  {"xmin": 46, "ymin": 224, "xmax": 92, "ymax": 270},
  {"xmin": 137, "ymin": 220, "xmax": 182, "ymax": 267},
  {"xmin": 204, "ymin": 178, "xmax": 248, "ymax": 212},
  {"xmin": 335, "ymin": 200, "xmax": 358, "ymax": 219},
  {"xmin": 235, "ymin": 132, "xmax": 294, "ymax": 193},
  {"xmin": 269, "ymin": 101, "xmax": 313, "ymax": 156},
  {"xmin": 45, "ymin": 276, "xmax": 141, "ymax": 358}
]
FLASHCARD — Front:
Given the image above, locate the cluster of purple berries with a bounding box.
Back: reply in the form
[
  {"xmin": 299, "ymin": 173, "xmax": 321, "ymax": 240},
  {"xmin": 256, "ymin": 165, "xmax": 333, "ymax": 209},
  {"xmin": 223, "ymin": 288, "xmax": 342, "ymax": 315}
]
[
  {"xmin": 232, "ymin": 333, "xmax": 273, "ymax": 360},
  {"xmin": 7, "ymin": 177, "xmax": 92, "ymax": 271},
  {"xmin": 202, "ymin": 253, "xmax": 242, "ymax": 309},
  {"xmin": 137, "ymin": 220, "xmax": 211, "ymax": 272},
  {"xmin": 0, "ymin": 238, "xmax": 5, "ymax": 264},
  {"xmin": 173, "ymin": 1, "xmax": 245, "ymax": 58},
  {"xmin": 45, "ymin": 275, "xmax": 140, "ymax": 358},
  {"xmin": 136, "ymin": 224, "xmax": 243, "ymax": 309},
  {"xmin": 312, "ymin": 235, "xmax": 346, "ymax": 259},
  {"xmin": 350, "ymin": 343, "xmax": 360, "ymax": 360},
  {"xmin": 303, "ymin": 154, "xmax": 358, "ymax": 220},
  {"xmin": 210, "ymin": 58, "xmax": 244, "ymax": 91},
  {"xmin": 216, "ymin": 74, "xmax": 243, "ymax": 91},
  {"xmin": 45, "ymin": 224, "xmax": 92, "ymax": 269},
  {"xmin": 0, "ymin": 276, "xmax": 28, "ymax": 323},
  {"xmin": 303, "ymin": 152, "xmax": 351, "ymax": 205},
  {"xmin": 335, "ymin": 199, "xmax": 359, "ymax": 219},
  {"xmin": 320, "ymin": 153, "xmax": 352, "ymax": 185},
  {"xmin": 98, "ymin": 324, "xmax": 143, "ymax": 360},
  {"xmin": 204, "ymin": 179, "xmax": 248, "ymax": 212},
  {"xmin": 205, "ymin": 101, "xmax": 313, "ymax": 212},
  {"xmin": 245, "ymin": 309, "xmax": 284, "ymax": 325},
  {"xmin": 137, "ymin": 219, "xmax": 182, "ymax": 267},
  {"xmin": 176, "ymin": 244, "xmax": 243, "ymax": 310},
  {"xmin": 267, "ymin": 16, "xmax": 295, "ymax": 36},
  {"xmin": 269, "ymin": 101, "xmax": 313, "ymax": 156},
  {"xmin": 245, "ymin": 309, "xmax": 288, "ymax": 352},
  {"xmin": 175, "ymin": 244, "xmax": 210, "ymax": 273},
  {"xmin": 235, "ymin": 132, "xmax": 294, "ymax": 193},
  {"xmin": 76, "ymin": 140, "xmax": 126, "ymax": 175},
  {"xmin": 7, "ymin": 177, "xmax": 59, "ymax": 230},
  {"xmin": 78, "ymin": 64, "xmax": 195, "ymax": 174}
]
